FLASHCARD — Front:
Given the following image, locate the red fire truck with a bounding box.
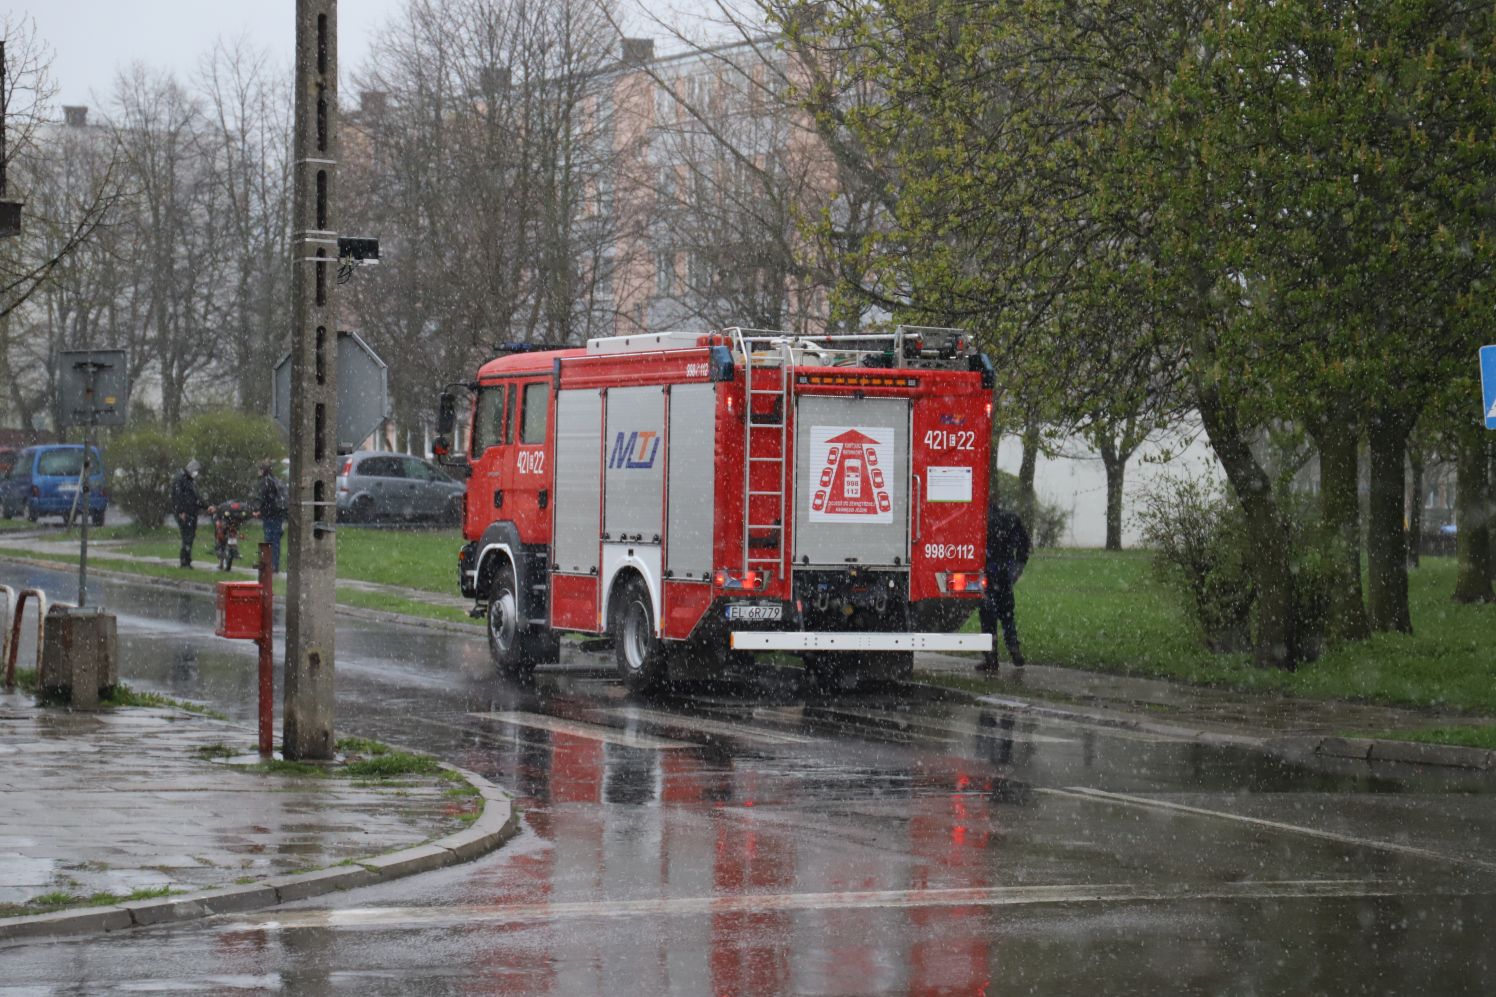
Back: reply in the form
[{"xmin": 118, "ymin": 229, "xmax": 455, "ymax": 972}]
[{"xmin": 435, "ymin": 326, "xmax": 994, "ymax": 691}]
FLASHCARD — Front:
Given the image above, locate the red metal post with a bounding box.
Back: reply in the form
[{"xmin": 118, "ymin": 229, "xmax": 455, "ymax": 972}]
[
  {"xmin": 5, "ymin": 589, "xmax": 45, "ymax": 690},
  {"xmin": 257, "ymin": 543, "xmax": 274, "ymax": 755}
]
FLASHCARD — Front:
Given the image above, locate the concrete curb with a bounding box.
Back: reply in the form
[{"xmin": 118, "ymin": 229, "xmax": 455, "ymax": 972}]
[
  {"xmin": 0, "ymin": 763, "xmax": 521, "ymax": 945},
  {"xmin": 942, "ymin": 686, "xmax": 1496, "ymax": 773}
]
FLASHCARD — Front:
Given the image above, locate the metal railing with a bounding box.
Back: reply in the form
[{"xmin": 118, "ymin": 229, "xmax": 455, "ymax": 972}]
[{"xmin": 2, "ymin": 585, "xmax": 68, "ymax": 690}]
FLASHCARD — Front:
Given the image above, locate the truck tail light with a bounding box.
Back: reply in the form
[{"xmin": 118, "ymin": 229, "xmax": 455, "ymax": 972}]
[
  {"xmin": 30, "ymin": 485, "xmax": 39, "ymax": 498},
  {"xmin": 937, "ymin": 572, "xmax": 985, "ymax": 594},
  {"xmin": 714, "ymin": 568, "xmax": 768, "ymax": 591}
]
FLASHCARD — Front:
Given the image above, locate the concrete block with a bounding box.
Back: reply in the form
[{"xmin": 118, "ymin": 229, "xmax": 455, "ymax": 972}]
[
  {"xmin": 38, "ymin": 608, "xmax": 118, "ymax": 706},
  {"xmin": 358, "ymin": 843, "xmax": 454, "ymax": 883},
  {"xmin": 0, "ymin": 905, "xmax": 132, "ymax": 941},
  {"xmin": 265, "ymin": 865, "xmax": 378, "ymax": 904},
  {"xmin": 1316, "ymin": 736, "xmax": 1373, "ymax": 760},
  {"xmin": 1368, "ymin": 739, "xmax": 1489, "ymax": 770}
]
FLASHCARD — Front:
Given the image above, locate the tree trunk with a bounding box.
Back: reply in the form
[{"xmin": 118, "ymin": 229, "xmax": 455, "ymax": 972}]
[
  {"xmin": 1312, "ymin": 415, "xmax": 1370, "ymax": 641},
  {"xmin": 1365, "ymin": 410, "xmax": 1412, "ymax": 632},
  {"xmin": 1098, "ymin": 434, "xmax": 1125, "ymax": 551},
  {"xmin": 1452, "ymin": 421, "xmax": 1493, "ymax": 603},
  {"xmin": 1195, "ymin": 380, "xmax": 1301, "ymax": 669},
  {"xmin": 1407, "ymin": 444, "xmax": 1424, "ymax": 568},
  {"xmin": 1018, "ymin": 421, "xmax": 1040, "ymax": 528}
]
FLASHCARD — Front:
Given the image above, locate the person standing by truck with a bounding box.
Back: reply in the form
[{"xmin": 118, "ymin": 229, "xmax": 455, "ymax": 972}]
[
  {"xmin": 253, "ymin": 460, "xmax": 287, "ymax": 572},
  {"xmin": 171, "ymin": 459, "xmax": 211, "ymax": 568},
  {"xmin": 977, "ymin": 492, "xmax": 1031, "ymax": 671}
]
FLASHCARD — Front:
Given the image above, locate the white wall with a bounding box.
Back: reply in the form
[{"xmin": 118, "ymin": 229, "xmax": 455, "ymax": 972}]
[{"xmin": 994, "ymin": 430, "xmax": 1222, "ymax": 548}]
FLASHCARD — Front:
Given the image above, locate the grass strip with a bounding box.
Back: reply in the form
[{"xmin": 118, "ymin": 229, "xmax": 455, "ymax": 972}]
[
  {"xmin": 0, "ymin": 885, "xmax": 179, "ymax": 919},
  {"xmin": 1352, "ymin": 725, "xmax": 1496, "ymax": 751}
]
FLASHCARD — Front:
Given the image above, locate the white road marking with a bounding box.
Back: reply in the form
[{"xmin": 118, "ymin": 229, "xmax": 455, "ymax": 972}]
[
  {"xmin": 604, "ymin": 707, "xmax": 814, "ymax": 745},
  {"xmin": 468, "ymin": 712, "xmax": 689, "ymax": 750},
  {"xmin": 1047, "ymin": 786, "xmax": 1496, "ymax": 872},
  {"xmin": 240, "ymin": 879, "xmax": 1413, "ymax": 932}
]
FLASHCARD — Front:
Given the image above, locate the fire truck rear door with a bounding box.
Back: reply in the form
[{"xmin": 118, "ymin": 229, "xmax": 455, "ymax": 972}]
[{"xmin": 793, "ymin": 396, "xmax": 909, "ymax": 566}]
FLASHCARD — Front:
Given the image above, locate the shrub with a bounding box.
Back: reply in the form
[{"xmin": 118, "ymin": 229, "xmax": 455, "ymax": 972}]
[
  {"xmin": 993, "ymin": 469, "xmax": 1071, "ymax": 547},
  {"xmin": 1134, "ymin": 473, "xmax": 1257, "ymax": 652},
  {"xmin": 1029, "ymin": 500, "xmax": 1071, "ymax": 549},
  {"xmin": 181, "ymin": 411, "xmax": 286, "ymax": 506},
  {"xmin": 107, "ymin": 412, "xmax": 286, "ymax": 526},
  {"xmin": 108, "ymin": 426, "xmax": 187, "ymax": 528}
]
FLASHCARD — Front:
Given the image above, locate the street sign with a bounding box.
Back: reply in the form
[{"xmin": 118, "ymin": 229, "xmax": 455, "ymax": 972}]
[
  {"xmin": 57, "ymin": 349, "xmax": 129, "ymax": 427},
  {"xmin": 1482, "ymin": 345, "xmax": 1496, "ymax": 430},
  {"xmin": 272, "ymin": 330, "xmax": 390, "ymax": 450}
]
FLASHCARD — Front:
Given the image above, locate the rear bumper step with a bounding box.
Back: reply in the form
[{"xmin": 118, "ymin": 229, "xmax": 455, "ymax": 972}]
[{"xmin": 730, "ymin": 632, "xmax": 991, "ymax": 653}]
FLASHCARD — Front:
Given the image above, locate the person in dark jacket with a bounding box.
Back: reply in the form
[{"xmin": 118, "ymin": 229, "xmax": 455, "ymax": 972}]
[
  {"xmin": 170, "ymin": 459, "xmax": 211, "ymax": 568},
  {"xmin": 253, "ymin": 460, "xmax": 288, "ymax": 572},
  {"xmin": 978, "ymin": 495, "xmax": 1031, "ymax": 671}
]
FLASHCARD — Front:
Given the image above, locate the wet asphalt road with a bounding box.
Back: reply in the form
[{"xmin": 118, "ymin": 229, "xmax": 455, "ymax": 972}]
[{"xmin": 2, "ymin": 560, "xmax": 1495, "ymax": 995}]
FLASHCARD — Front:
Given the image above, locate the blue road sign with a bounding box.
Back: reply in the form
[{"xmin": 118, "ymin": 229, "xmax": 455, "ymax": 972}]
[{"xmin": 1484, "ymin": 345, "xmax": 1496, "ymax": 430}]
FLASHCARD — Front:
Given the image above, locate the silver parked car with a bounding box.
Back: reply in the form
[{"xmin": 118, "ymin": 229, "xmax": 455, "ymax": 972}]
[{"xmin": 335, "ymin": 451, "xmax": 465, "ymax": 525}]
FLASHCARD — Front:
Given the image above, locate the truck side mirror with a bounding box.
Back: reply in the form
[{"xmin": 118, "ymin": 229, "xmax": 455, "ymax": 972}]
[{"xmin": 437, "ymin": 391, "xmax": 458, "ymax": 435}]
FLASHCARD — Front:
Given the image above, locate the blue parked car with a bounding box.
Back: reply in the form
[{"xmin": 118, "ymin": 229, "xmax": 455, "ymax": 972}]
[{"xmin": 0, "ymin": 445, "xmax": 108, "ymax": 525}]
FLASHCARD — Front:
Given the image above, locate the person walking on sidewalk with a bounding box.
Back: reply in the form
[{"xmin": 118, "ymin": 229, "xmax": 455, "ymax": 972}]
[
  {"xmin": 253, "ymin": 460, "xmax": 288, "ymax": 572},
  {"xmin": 171, "ymin": 459, "xmax": 212, "ymax": 568},
  {"xmin": 977, "ymin": 493, "xmax": 1031, "ymax": 671}
]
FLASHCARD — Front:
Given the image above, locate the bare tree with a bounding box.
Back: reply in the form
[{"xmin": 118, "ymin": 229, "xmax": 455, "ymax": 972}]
[
  {"xmin": 343, "ymin": 0, "xmax": 622, "ymax": 446},
  {"xmin": 0, "ymin": 17, "xmax": 127, "ymax": 428},
  {"xmin": 198, "ymin": 38, "xmax": 293, "ymax": 416},
  {"xmin": 104, "ymin": 64, "xmax": 229, "ymax": 426}
]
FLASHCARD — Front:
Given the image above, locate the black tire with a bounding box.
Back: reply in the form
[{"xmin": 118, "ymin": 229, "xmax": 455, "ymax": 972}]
[
  {"xmin": 487, "ymin": 561, "xmax": 535, "ymax": 679},
  {"xmin": 92, "ymin": 508, "xmax": 106, "ymax": 527},
  {"xmin": 61, "ymin": 508, "xmax": 74, "ymax": 528},
  {"xmin": 613, "ymin": 576, "xmax": 666, "ymax": 692},
  {"xmin": 351, "ymin": 495, "xmax": 375, "ymax": 524}
]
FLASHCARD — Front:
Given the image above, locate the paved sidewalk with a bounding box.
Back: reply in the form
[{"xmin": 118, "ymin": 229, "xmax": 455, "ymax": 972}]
[{"xmin": 0, "ymin": 688, "xmax": 516, "ymax": 940}]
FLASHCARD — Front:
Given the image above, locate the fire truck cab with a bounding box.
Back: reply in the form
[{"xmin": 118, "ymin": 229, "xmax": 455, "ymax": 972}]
[{"xmin": 437, "ymin": 326, "xmax": 994, "ymax": 691}]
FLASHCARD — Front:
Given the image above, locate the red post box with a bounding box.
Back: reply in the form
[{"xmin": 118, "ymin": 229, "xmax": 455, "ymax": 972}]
[{"xmin": 215, "ymin": 582, "xmax": 263, "ymax": 640}]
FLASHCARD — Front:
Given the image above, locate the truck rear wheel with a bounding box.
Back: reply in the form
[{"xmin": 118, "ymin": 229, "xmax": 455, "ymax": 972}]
[
  {"xmin": 487, "ymin": 562, "xmax": 535, "ymax": 680},
  {"xmin": 613, "ymin": 576, "xmax": 666, "ymax": 692}
]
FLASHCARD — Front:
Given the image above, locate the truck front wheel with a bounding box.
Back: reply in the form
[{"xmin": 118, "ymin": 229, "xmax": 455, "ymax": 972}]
[
  {"xmin": 487, "ymin": 562, "xmax": 534, "ymax": 680},
  {"xmin": 613, "ymin": 576, "xmax": 666, "ymax": 692}
]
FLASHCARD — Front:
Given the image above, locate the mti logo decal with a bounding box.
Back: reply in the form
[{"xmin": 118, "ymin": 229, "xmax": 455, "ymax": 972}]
[{"xmin": 608, "ymin": 430, "xmax": 661, "ymax": 469}]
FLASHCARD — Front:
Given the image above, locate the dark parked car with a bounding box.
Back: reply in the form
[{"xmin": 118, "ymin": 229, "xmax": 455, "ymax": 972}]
[
  {"xmin": 335, "ymin": 451, "xmax": 465, "ymax": 525},
  {"xmin": 0, "ymin": 444, "xmax": 108, "ymax": 525}
]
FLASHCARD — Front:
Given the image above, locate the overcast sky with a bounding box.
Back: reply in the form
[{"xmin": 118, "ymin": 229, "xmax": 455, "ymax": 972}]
[
  {"xmin": 16, "ymin": 1, "xmax": 406, "ymax": 108},
  {"xmin": 14, "ymin": 1, "xmax": 746, "ymax": 111}
]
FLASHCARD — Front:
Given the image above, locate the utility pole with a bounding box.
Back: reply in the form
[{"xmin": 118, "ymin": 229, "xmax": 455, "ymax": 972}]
[{"xmin": 284, "ymin": 0, "xmax": 338, "ymax": 760}]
